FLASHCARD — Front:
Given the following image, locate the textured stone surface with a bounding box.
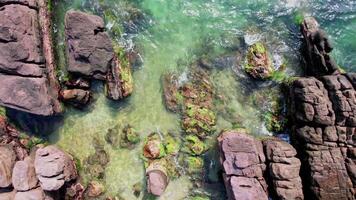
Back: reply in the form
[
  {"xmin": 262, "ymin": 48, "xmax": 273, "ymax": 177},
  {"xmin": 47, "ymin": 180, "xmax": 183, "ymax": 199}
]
[
  {"xmin": 290, "ymin": 75, "xmax": 356, "ymax": 199},
  {"xmin": 60, "ymin": 89, "xmax": 91, "ymax": 108},
  {"xmin": 65, "ymin": 10, "xmax": 114, "ymax": 79},
  {"xmin": 14, "ymin": 187, "xmax": 45, "ymax": 200},
  {"xmin": 12, "ymin": 157, "xmax": 38, "ymax": 191},
  {"xmin": 35, "ymin": 146, "xmax": 77, "ymax": 191},
  {"xmin": 0, "ymin": 0, "xmax": 37, "ymax": 7},
  {"xmin": 264, "ymin": 139, "xmax": 304, "ymax": 200},
  {"xmin": 0, "ymin": 145, "xmax": 16, "ymax": 188},
  {"xmin": 146, "ymin": 161, "xmax": 168, "ymax": 196},
  {"xmin": 218, "ymin": 130, "xmax": 268, "ymax": 200}
]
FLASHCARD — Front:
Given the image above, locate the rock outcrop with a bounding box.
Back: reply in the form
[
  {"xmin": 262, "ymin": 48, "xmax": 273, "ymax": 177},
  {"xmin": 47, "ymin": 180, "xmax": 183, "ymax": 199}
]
[
  {"xmin": 35, "ymin": 145, "xmax": 78, "ymax": 191},
  {"xmin": 289, "ymin": 75, "xmax": 356, "ymax": 199},
  {"xmin": 14, "ymin": 187, "xmax": 45, "ymax": 200},
  {"xmin": 218, "ymin": 130, "xmax": 268, "ymax": 200},
  {"xmin": 301, "ymin": 17, "xmax": 339, "ymax": 76},
  {"xmin": 244, "ymin": 42, "xmax": 273, "ymax": 79},
  {"xmin": 64, "ymin": 10, "xmax": 133, "ymax": 102},
  {"xmin": 146, "ymin": 161, "xmax": 169, "ymax": 196},
  {"xmin": 0, "ymin": 0, "xmax": 62, "ymax": 116},
  {"xmin": 65, "ymin": 10, "xmax": 114, "ymax": 80},
  {"xmin": 263, "ymin": 139, "xmax": 304, "ymax": 200}
]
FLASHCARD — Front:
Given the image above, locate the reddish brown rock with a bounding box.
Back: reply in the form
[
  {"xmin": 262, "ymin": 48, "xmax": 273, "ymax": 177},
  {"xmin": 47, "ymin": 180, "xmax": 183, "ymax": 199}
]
[
  {"xmin": 263, "ymin": 139, "xmax": 304, "ymax": 200},
  {"xmin": 65, "ymin": 10, "xmax": 114, "ymax": 80},
  {"xmin": 60, "ymin": 89, "xmax": 91, "ymax": 108},
  {"xmin": 301, "ymin": 17, "xmax": 339, "ymax": 76},
  {"xmin": 218, "ymin": 130, "xmax": 268, "ymax": 200}
]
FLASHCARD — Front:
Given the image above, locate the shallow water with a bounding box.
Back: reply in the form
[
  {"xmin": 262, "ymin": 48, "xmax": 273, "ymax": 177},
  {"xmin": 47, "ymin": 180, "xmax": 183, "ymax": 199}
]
[{"xmin": 49, "ymin": 0, "xmax": 356, "ymax": 199}]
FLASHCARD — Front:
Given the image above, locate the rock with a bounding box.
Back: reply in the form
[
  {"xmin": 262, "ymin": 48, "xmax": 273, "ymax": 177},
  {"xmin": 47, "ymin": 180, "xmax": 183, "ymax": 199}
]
[
  {"xmin": 0, "ymin": 145, "xmax": 16, "ymax": 188},
  {"xmin": 162, "ymin": 72, "xmax": 181, "ymax": 112},
  {"xmin": 60, "ymin": 89, "xmax": 91, "ymax": 108},
  {"xmin": 64, "ymin": 77, "xmax": 91, "ymax": 89},
  {"xmin": 106, "ymin": 54, "xmax": 133, "ymax": 100},
  {"xmin": 65, "ymin": 10, "xmax": 114, "ymax": 79},
  {"xmin": 146, "ymin": 162, "xmax": 169, "ymax": 196},
  {"xmin": 0, "ymin": 75, "xmax": 60, "ymax": 116},
  {"xmin": 35, "ymin": 146, "xmax": 77, "ymax": 191},
  {"xmin": 0, "ymin": 0, "xmax": 37, "ymax": 8},
  {"xmin": 263, "ymin": 139, "xmax": 304, "ymax": 200},
  {"xmin": 12, "ymin": 157, "xmax": 38, "ymax": 191},
  {"xmin": 14, "ymin": 187, "xmax": 45, "ymax": 200},
  {"xmin": 183, "ymin": 135, "xmax": 206, "ymax": 156},
  {"xmin": 86, "ymin": 181, "xmax": 104, "ymax": 197},
  {"xmin": 0, "ymin": 4, "xmax": 44, "ymax": 77},
  {"xmin": 244, "ymin": 42, "xmax": 273, "ymax": 79},
  {"xmin": 290, "ymin": 75, "xmax": 356, "ymax": 199},
  {"xmin": 301, "ymin": 17, "xmax": 339, "ymax": 76},
  {"xmin": 0, "ymin": 116, "xmax": 29, "ymax": 160},
  {"xmin": 65, "ymin": 182, "xmax": 85, "ymax": 200},
  {"xmin": 143, "ymin": 134, "xmax": 165, "ymax": 159},
  {"xmin": 0, "ymin": 190, "xmax": 16, "ymax": 200},
  {"xmin": 218, "ymin": 130, "xmax": 268, "ymax": 200}
]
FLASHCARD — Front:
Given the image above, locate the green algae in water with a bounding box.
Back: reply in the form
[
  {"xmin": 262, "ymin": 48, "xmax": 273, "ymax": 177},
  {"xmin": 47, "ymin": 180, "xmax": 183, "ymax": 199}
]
[{"xmin": 49, "ymin": 0, "xmax": 356, "ymax": 199}]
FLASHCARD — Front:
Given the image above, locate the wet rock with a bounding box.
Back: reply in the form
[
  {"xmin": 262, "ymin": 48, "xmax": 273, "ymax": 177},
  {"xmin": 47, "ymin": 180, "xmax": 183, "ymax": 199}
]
[
  {"xmin": 0, "ymin": 145, "xmax": 16, "ymax": 188},
  {"xmin": 182, "ymin": 135, "xmax": 206, "ymax": 156},
  {"xmin": 218, "ymin": 130, "xmax": 268, "ymax": 200},
  {"xmin": 14, "ymin": 187, "xmax": 45, "ymax": 200},
  {"xmin": 12, "ymin": 157, "xmax": 38, "ymax": 191},
  {"xmin": 244, "ymin": 42, "xmax": 273, "ymax": 79},
  {"xmin": 146, "ymin": 162, "xmax": 169, "ymax": 196},
  {"xmin": 143, "ymin": 134, "xmax": 166, "ymax": 159},
  {"xmin": 65, "ymin": 182, "xmax": 85, "ymax": 200},
  {"xmin": 86, "ymin": 181, "xmax": 104, "ymax": 197},
  {"xmin": 162, "ymin": 72, "xmax": 181, "ymax": 112},
  {"xmin": 60, "ymin": 89, "xmax": 91, "ymax": 108},
  {"xmin": 0, "ymin": 0, "xmax": 37, "ymax": 8},
  {"xmin": 65, "ymin": 10, "xmax": 114, "ymax": 80},
  {"xmin": 120, "ymin": 125, "xmax": 140, "ymax": 149},
  {"xmin": 301, "ymin": 17, "xmax": 339, "ymax": 76},
  {"xmin": 106, "ymin": 53, "xmax": 133, "ymax": 100},
  {"xmin": 35, "ymin": 145, "xmax": 78, "ymax": 191},
  {"xmin": 185, "ymin": 156, "xmax": 204, "ymax": 174},
  {"xmin": 64, "ymin": 77, "xmax": 91, "ymax": 89},
  {"xmin": 132, "ymin": 182, "xmax": 142, "ymax": 197},
  {"xmin": 263, "ymin": 139, "xmax": 304, "ymax": 200}
]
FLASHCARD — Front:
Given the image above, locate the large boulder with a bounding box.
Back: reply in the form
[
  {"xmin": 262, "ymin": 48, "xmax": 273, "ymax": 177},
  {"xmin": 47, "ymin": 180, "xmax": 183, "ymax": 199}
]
[
  {"xmin": 263, "ymin": 139, "xmax": 304, "ymax": 200},
  {"xmin": 0, "ymin": 75, "xmax": 58, "ymax": 116},
  {"xmin": 0, "ymin": 145, "xmax": 16, "ymax": 188},
  {"xmin": 12, "ymin": 157, "xmax": 38, "ymax": 191},
  {"xmin": 35, "ymin": 146, "xmax": 77, "ymax": 191},
  {"xmin": 218, "ymin": 130, "xmax": 268, "ymax": 200},
  {"xmin": 0, "ymin": 190, "xmax": 16, "ymax": 200},
  {"xmin": 146, "ymin": 162, "xmax": 169, "ymax": 196},
  {"xmin": 244, "ymin": 42, "xmax": 273, "ymax": 80},
  {"xmin": 60, "ymin": 89, "xmax": 91, "ymax": 108},
  {"xmin": 0, "ymin": 4, "xmax": 44, "ymax": 77},
  {"xmin": 65, "ymin": 10, "xmax": 114, "ymax": 79}
]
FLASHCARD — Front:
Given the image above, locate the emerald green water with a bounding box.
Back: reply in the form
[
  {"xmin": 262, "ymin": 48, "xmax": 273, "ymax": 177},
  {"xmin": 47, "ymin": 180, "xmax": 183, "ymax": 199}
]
[{"xmin": 49, "ymin": 0, "xmax": 356, "ymax": 199}]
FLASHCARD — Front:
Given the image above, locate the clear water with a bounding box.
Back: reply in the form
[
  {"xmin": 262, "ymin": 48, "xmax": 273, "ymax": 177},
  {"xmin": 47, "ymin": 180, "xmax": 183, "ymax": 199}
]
[{"xmin": 49, "ymin": 0, "xmax": 356, "ymax": 199}]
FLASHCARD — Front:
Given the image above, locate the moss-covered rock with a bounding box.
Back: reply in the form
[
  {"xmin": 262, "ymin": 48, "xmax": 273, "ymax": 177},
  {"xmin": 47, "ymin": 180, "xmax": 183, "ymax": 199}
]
[
  {"xmin": 120, "ymin": 125, "xmax": 140, "ymax": 148},
  {"xmin": 182, "ymin": 135, "xmax": 206, "ymax": 156},
  {"xmin": 143, "ymin": 133, "xmax": 166, "ymax": 159},
  {"xmin": 185, "ymin": 156, "xmax": 204, "ymax": 174},
  {"xmin": 245, "ymin": 42, "xmax": 273, "ymax": 79},
  {"xmin": 164, "ymin": 134, "xmax": 181, "ymax": 155},
  {"xmin": 182, "ymin": 103, "xmax": 216, "ymax": 138}
]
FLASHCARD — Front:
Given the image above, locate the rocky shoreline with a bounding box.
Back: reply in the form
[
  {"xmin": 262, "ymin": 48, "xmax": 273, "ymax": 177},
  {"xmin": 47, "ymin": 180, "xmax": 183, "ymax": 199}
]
[{"xmin": 0, "ymin": 0, "xmax": 355, "ymax": 199}]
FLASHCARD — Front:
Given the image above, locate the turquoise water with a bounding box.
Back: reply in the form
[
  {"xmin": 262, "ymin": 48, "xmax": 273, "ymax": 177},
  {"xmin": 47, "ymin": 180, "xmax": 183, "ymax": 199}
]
[{"xmin": 49, "ymin": 0, "xmax": 356, "ymax": 199}]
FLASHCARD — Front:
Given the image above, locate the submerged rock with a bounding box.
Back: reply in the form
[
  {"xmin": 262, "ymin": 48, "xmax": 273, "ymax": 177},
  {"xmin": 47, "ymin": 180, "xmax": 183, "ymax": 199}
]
[
  {"xmin": 86, "ymin": 181, "xmax": 105, "ymax": 197},
  {"xmin": 35, "ymin": 145, "xmax": 78, "ymax": 191},
  {"xmin": 244, "ymin": 42, "xmax": 273, "ymax": 79},
  {"xmin": 0, "ymin": 145, "xmax": 16, "ymax": 188},
  {"xmin": 65, "ymin": 10, "xmax": 114, "ymax": 79},
  {"xmin": 143, "ymin": 134, "xmax": 166, "ymax": 159},
  {"xmin": 60, "ymin": 89, "xmax": 91, "ymax": 108},
  {"xmin": 162, "ymin": 72, "xmax": 181, "ymax": 112}
]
